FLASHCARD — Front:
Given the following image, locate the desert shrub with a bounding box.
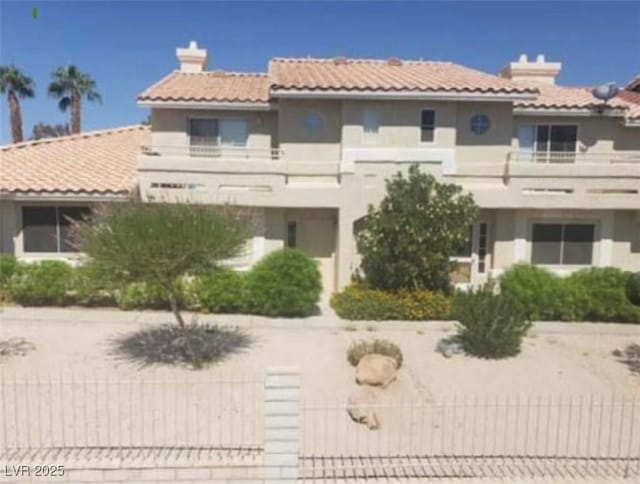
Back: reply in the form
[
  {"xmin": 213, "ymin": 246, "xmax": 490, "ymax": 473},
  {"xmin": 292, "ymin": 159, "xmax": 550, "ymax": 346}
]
[
  {"xmin": 76, "ymin": 200, "xmax": 250, "ymax": 326},
  {"xmin": 190, "ymin": 269, "xmax": 248, "ymax": 313},
  {"xmin": 71, "ymin": 261, "xmax": 118, "ymax": 306},
  {"xmin": 246, "ymin": 248, "xmax": 321, "ymax": 317},
  {"xmin": 8, "ymin": 260, "xmax": 74, "ymax": 306},
  {"xmin": 626, "ymin": 272, "xmax": 640, "ymax": 306},
  {"xmin": 0, "ymin": 255, "xmax": 21, "ymax": 299},
  {"xmin": 453, "ymin": 285, "xmax": 531, "ymax": 359},
  {"xmin": 347, "ymin": 338, "xmax": 403, "ymax": 368},
  {"xmin": 112, "ymin": 323, "xmax": 253, "ymax": 369},
  {"xmin": 499, "ymin": 264, "xmax": 567, "ymax": 320},
  {"xmin": 563, "ymin": 268, "xmax": 640, "ymax": 322},
  {"xmin": 116, "ymin": 281, "xmax": 186, "ymax": 310},
  {"xmin": 331, "ymin": 283, "xmax": 452, "ymax": 320}
]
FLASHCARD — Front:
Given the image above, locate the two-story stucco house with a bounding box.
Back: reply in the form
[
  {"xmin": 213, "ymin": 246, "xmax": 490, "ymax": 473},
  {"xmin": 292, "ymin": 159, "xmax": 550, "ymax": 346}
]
[{"xmin": 2, "ymin": 42, "xmax": 640, "ymax": 293}]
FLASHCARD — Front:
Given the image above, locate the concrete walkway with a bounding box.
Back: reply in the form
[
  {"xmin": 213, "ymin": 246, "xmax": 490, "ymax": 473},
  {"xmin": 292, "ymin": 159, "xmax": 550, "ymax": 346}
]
[{"xmin": 1, "ymin": 305, "xmax": 640, "ymax": 336}]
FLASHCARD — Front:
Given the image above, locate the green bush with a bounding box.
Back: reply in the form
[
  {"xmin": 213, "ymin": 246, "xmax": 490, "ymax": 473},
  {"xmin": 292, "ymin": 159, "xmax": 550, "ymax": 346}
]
[
  {"xmin": 71, "ymin": 261, "xmax": 118, "ymax": 306},
  {"xmin": 331, "ymin": 283, "xmax": 452, "ymax": 320},
  {"xmin": 116, "ymin": 281, "xmax": 183, "ymax": 310},
  {"xmin": 626, "ymin": 272, "xmax": 640, "ymax": 306},
  {"xmin": 563, "ymin": 268, "xmax": 640, "ymax": 322},
  {"xmin": 8, "ymin": 260, "xmax": 74, "ymax": 306},
  {"xmin": 0, "ymin": 255, "xmax": 21, "ymax": 299},
  {"xmin": 453, "ymin": 285, "xmax": 531, "ymax": 359},
  {"xmin": 246, "ymin": 248, "xmax": 321, "ymax": 317},
  {"xmin": 347, "ymin": 338, "xmax": 403, "ymax": 368},
  {"xmin": 499, "ymin": 265, "xmax": 640, "ymax": 323},
  {"xmin": 190, "ymin": 269, "xmax": 247, "ymax": 313},
  {"xmin": 499, "ymin": 264, "xmax": 567, "ymax": 320}
]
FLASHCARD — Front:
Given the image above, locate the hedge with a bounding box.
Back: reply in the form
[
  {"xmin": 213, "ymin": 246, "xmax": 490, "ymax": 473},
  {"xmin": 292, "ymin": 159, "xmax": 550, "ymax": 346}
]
[
  {"xmin": 500, "ymin": 264, "xmax": 640, "ymax": 323},
  {"xmin": 2, "ymin": 249, "xmax": 322, "ymax": 318},
  {"xmin": 331, "ymin": 283, "xmax": 452, "ymax": 320}
]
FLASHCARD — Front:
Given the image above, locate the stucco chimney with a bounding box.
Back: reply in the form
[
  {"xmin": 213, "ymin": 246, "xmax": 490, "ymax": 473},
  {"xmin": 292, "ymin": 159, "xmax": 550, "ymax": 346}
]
[
  {"xmin": 500, "ymin": 53, "xmax": 561, "ymax": 84},
  {"xmin": 176, "ymin": 41, "xmax": 207, "ymax": 73}
]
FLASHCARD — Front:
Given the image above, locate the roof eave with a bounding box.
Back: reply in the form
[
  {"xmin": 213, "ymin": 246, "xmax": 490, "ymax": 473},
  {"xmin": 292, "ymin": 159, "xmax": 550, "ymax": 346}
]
[
  {"xmin": 514, "ymin": 106, "xmax": 627, "ymax": 117},
  {"xmin": 137, "ymin": 99, "xmax": 274, "ymax": 110},
  {"xmin": 269, "ymin": 88, "xmax": 538, "ymax": 102}
]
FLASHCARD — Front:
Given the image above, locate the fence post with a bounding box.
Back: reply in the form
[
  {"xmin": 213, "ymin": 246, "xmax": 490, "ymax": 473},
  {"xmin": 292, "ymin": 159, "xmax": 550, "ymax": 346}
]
[{"xmin": 263, "ymin": 366, "xmax": 300, "ymax": 483}]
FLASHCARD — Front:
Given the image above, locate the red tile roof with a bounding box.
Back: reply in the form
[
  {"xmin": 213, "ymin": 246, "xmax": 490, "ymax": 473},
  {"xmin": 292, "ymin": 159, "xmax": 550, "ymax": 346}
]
[
  {"xmin": 514, "ymin": 82, "xmax": 640, "ymax": 119},
  {"xmin": 138, "ymin": 71, "xmax": 270, "ymax": 103},
  {"xmin": 268, "ymin": 57, "xmax": 537, "ymax": 95},
  {"xmin": 0, "ymin": 125, "xmax": 148, "ymax": 195}
]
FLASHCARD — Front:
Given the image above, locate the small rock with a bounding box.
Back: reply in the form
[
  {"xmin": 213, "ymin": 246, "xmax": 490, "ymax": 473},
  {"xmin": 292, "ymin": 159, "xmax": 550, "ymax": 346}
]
[{"xmin": 355, "ymin": 354, "xmax": 397, "ymax": 388}]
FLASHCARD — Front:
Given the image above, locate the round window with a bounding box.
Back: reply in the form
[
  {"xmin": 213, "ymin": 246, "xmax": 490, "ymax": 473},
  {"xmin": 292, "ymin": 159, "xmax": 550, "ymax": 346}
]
[
  {"xmin": 303, "ymin": 112, "xmax": 324, "ymax": 136},
  {"xmin": 470, "ymin": 113, "xmax": 491, "ymax": 135}
]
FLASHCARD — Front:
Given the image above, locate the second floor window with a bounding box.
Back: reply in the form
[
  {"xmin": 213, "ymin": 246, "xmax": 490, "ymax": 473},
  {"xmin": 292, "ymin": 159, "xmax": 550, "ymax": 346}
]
[
  {"xmin": 420, "ymin": 109, "xmax": 436, "ymax": 143},
  {"xmin": 518, "ymin": 124, "xmax": 577, "ymax": 163},
  {"xmin": 362, "ymin": 109, "xmax": 380, "ymax": 145},
  {"xmin": 189, "ymin": 119, "xmax": 248, "ymax": 148}
]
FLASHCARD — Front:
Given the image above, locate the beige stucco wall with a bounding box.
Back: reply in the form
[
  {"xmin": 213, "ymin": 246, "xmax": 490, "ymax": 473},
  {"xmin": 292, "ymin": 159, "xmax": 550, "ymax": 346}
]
[
  {"xmin": 612, "ymin": 210, "xmax": 640, "ymax": 271},
  {"xmin": 0, "ymin": 199, "xmax": 17, "ymax": 254},
  {"xmin": 150, "ymin": 108, "xmax": 277, "ymax": 152},
  {"xmin": 341, "ymin": 100, "xmax": 457, "ymax": 148},
  {"xmin": 456, "ymin": 102, "xmax": 513, "ymax": 164},
  {"xmin": 277, "ymin": 99, "xmax": 341, "ymax": 162}
]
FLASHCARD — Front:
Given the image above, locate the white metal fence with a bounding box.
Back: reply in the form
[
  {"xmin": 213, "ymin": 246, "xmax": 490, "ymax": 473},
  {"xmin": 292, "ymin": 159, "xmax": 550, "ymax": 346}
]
[
  {"xmin": 1, "ymin": 369, "xmax": 639, "ymax": 480},
  {"xmin": 1, "ymin": 371, "xmax": 263, "ymax": 466},
  {"xmin": 300, "ymin": 394, "xmax": 640, "ymax": 479}
]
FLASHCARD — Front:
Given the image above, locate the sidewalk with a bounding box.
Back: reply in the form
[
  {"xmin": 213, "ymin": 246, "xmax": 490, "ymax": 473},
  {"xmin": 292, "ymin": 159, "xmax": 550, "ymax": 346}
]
[{"xmin": 2, "ymin": 305, "xmax": 640, "ymax": 336}]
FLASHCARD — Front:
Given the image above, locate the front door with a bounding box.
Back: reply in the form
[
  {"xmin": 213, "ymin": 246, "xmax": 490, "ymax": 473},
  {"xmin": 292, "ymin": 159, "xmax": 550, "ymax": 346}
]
[{"xmin": 288, "ymin": 215, "xmax": 336, "ymax": 295}]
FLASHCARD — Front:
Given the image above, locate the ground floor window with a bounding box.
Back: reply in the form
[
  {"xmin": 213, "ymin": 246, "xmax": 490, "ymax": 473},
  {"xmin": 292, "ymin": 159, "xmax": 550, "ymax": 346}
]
[
  {"xmin": 531, "ymin": 223, "xmax": 594, "ymax": 265},
  {"xmin": 22, "ymin": 206, "xmax": 90, "ymax": 253},
  {"xmin": 286, "ymin": 221, "xmax": 297, "ymax": 248}
]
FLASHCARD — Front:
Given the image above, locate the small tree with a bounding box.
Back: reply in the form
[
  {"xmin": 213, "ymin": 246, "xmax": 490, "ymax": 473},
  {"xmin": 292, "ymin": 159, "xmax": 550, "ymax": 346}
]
[
  {"xmin": 75, "ymin": 200, "xmax": 250, "ymax": 327},
  {"xmin": 357, "ymin": 165, "xmax": 478, "ymax": 293}
]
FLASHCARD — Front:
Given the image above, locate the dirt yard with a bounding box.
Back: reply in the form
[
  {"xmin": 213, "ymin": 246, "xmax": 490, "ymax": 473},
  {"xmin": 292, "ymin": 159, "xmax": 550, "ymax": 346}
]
[{"xmin": 1, "ymin": 306, "xmax": 639, "ymax": 398}]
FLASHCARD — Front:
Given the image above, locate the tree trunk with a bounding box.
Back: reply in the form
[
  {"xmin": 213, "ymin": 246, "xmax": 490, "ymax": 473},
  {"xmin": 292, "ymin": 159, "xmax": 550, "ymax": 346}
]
[
  {"xmin": 71, "ymin": 93, "xmax": 81, "ymax": 134},
  {"xmin": 8, "ymin": 91, "xmax": 23, "ymax": 143},
  {"xmin": 168, "ymin": 292, "xmax": 185, "ymax": 328}
]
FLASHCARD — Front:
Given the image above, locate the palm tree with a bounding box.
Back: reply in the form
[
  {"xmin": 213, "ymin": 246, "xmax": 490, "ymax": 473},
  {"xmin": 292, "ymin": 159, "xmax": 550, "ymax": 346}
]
[
  {"xmin": 48, "ymin": 66, "xmax": 102, "ymax": 134},
  {"xmin": 0, "ymin": 66, "xmax": 35, "ymax": 143}
]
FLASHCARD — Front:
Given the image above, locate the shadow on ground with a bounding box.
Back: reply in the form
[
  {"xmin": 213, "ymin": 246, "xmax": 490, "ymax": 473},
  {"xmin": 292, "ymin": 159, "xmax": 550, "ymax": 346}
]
[
  {"xmin": 612, "ymin": 343, "xmax": 640, "ymax": 374},
  {"xmin": 110, "ymin": 322, "xmax": 253, "ymax": 369}
]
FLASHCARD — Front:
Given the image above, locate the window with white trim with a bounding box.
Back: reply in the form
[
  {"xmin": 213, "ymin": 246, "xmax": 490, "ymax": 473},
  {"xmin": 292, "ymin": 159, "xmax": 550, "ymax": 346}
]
[
  {"xmin": 518, "ymin": 124, "xmax": 577, "ymax": 162},
  {"xmin": 420, "ymin": 109, "xmax": 436, "ymax": 143},
  {"xmin": 189, "ymin": 118, "xmax": 248, "ymax": 149},
  {"xmin": 531, "ymin": 223, "xmax": 594, "ymax": 265},
  {"xmin": 22, "ymin": 206, "xmax": 90, "ymax": 253},
  {"xmin": 362, "ymin": 109, "xmax": 380, "ymax": 144}
]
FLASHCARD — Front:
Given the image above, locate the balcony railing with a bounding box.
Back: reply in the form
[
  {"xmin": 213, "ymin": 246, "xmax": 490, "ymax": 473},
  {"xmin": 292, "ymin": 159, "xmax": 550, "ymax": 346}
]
[
  {"xmin": 141, "ymin": 144, "xmax": 284, "ymax": 160},
  {"xmin": 508, "ymin": 151, "xmax": 640, "ymax": 164}
]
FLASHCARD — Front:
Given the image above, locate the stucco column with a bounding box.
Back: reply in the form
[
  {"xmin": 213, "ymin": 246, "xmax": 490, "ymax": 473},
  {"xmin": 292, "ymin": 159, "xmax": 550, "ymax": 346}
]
[
  {"xmin": 336, "ymin": 208, "xmax": 357, "ymax": 290},
  {"xmin": 263, "ymin": 367, "xmax": 300, "ymax": 483},
  {"xmin": 598, "ymin": 210, "xmax": 614, "ymax": 267},
  {"xmin": 513, "ymin": 210, "xmax": 528, "ymax": 263}
]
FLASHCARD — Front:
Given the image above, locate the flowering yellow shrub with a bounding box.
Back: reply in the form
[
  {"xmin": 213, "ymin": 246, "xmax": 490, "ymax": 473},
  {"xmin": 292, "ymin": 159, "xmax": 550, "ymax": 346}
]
[{"xmin": 330, "ymin": 283, "xmax": 452, "ymax": 321}]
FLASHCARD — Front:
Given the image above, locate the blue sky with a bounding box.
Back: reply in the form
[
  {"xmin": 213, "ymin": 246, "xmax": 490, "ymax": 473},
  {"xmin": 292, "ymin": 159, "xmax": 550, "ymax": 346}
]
[{"xmin": 1, "ymin": 1, "xmax": 639, "ymax": 143}]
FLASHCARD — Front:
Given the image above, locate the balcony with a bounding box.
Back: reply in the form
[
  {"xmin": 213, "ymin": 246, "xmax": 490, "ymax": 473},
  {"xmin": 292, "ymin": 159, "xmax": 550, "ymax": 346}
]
[
  {"xmin": 508, "ymin": 151, "xmax": 640, "ymax": 165},
  {"xmin": 141, "ymin": 144, "xmax": 284, "ymax": 160}
]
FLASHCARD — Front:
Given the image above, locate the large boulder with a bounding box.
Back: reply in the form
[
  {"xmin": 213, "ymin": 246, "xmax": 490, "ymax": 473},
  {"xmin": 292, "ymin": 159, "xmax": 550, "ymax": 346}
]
[
  {"xmin": 347, "ymin": 387, "xmax": 380, "ymax": 430},
  {"xmin": 355, "ymin": 353, "xmax": 398, "ymax": 388}
]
